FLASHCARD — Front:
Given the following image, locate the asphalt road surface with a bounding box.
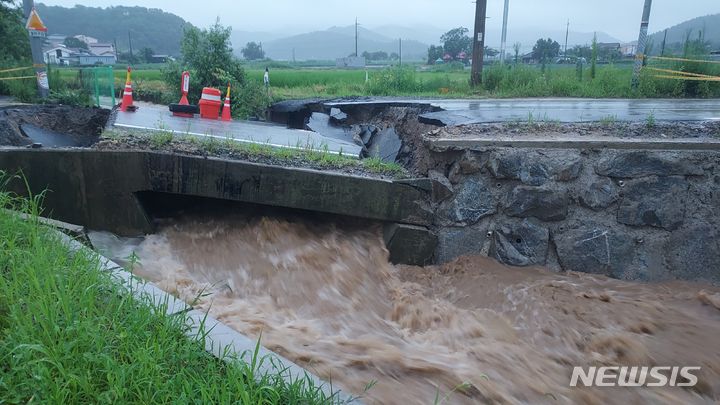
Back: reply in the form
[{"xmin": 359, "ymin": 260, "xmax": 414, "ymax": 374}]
[
  {"xmin": 327, "ymin": 98, "xmax": 720, "ymax": 125},
  {"xmin": 113, "ymin": 102, "xmax": 362, "ymax": 157}
]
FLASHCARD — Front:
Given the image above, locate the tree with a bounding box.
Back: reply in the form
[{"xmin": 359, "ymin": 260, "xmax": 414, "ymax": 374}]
[
  {"xmin": 427, "ymin": 45, "xmax": 444, "ymax": 64},
  {"xmin": 63, "ymin": 37, "xmax": 89, "ymax": 50},
  {"xmin": 568, "ymin": 45, "xmax": 591, "ymax": 59},
  {"xmin": 513, "ymin": 42, "xmax": 522, "ymax": 65},
  {"xmin": 163, "ymin": 21, "xmax": 270, "ymax": 119},
  {"xmin": 241, "ymin": 41, "xmax": 265, "ymax": 60},
  {"xmin": 441, "ymin": 27, "xmax": 472, "ymax": 61},
  {"xmin": 118, "ymin": 51, "xmax": 139, "ymax": 64},
  {"xmin": 0, "ymin": 0, "xmax": 29, "ymax": 64},
  {"xmin": 169, "ymin": 21, "xmax": 245, "ymax": 97},
  {"xmin": 141, "ymin": 47, "xmax": 154, "ymax": 63},
  {"xmin": 532, "ymin": 38, "xmax": 561, "ymax": 63},
  {"xmin": 361, "ymin": 51, "xmax": 388, "ymax": 61},
  {"xmin": 389, "ymin": 52, "xmax": 399, "ymax": 61}
]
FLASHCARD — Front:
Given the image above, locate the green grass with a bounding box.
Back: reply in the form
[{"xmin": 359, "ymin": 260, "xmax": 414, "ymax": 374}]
[
  {"xmin": 102, "ymin": 129, "xmax": 407, "ymax": 178},
  {"xmin": 149, "ymin": 130, "xmax": 174, "ymax": 148},
  {"xmin": 0, "ymin": 179, "xmax": 341, "ymax": 404}
]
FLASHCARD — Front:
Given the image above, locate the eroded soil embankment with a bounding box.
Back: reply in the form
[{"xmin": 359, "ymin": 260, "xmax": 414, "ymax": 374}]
[
  {"xmin": 91, "ymin": 213, "xmax": 720, "ymax": 405},
  {"xmin": 0, "ymin": 105, "xmax": 109, "ymax": 147}
]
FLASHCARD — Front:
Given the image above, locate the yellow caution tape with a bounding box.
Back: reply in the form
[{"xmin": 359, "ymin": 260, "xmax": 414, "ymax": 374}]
[
  {"xmin": 0, "ymin": 66, "xmax": 33, "ymax": 74},
  {"xmin": 645, "ymin": 67, "xmax": 719, "ymax": 79},
  {"xmin": 652, "ymin": 74, "xmax": 720, "ymax": 82},
  {"xmin": 648, "ymin": 56, "xmax": 720, "ymax": 65},
  {"xmin": 0, "ymin": 75, "xmax": 36, "ymax": 81}
]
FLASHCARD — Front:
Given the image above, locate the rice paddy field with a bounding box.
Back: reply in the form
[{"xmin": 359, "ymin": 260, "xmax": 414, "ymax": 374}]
[{"xmin": 48, "ymin": 59, "xmax": 720, "ymax": 103}]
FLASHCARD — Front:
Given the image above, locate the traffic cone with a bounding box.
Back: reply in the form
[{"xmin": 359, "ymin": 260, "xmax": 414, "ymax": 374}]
[
  {"xmin": 120, "ymin": 66, "xmax": 135, "ymax": 112},
  {"xmin": 221, "ymin": 82, "xmax": 232, "ymax": 122}
]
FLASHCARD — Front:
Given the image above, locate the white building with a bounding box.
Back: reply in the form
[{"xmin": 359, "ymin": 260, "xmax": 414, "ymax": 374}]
[
  {"xmin": 43, "ymin": 37, "xmax": 117, "ymax": 65},
  {"xmin": 43, "ymin": 45, "xmax": 73, "ymax": 65},
  {"xmin": 620, "ymin": 42, "xmax": 638, "ymax": 57}
]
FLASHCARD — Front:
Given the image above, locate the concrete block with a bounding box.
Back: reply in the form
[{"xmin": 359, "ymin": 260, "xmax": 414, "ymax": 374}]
[{"xmin": 383, "ymin": 223, "xmax": 437, "ymax": 266}]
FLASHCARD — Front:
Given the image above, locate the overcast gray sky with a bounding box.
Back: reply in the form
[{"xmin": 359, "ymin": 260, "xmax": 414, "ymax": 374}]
[{"xmin": 39, "ymin": 0, "xmax": 720, "ymax": 41}]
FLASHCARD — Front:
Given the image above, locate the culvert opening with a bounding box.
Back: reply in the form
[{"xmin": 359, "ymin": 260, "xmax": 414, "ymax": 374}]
[{"xmin": 134, "ymin": 191, "xmax": 380, "ymax": 232}]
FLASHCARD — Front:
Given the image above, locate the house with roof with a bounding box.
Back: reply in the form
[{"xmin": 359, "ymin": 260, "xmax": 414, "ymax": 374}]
[
  {"xmin": 43, "ymin": 44, "xmax": 74, "ymax": 65},
  {"xmin": 620, "ymin": 41, "xmax": 638, "ymax": 57},
  {"xmin": 43, "ymin": 36, "xmax": 117, "ymax": 65}
]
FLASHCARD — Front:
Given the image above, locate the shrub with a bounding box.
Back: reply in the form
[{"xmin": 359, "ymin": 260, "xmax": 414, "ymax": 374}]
[{"xmin": 367, "ymin": 66, "xmax": 420, "ymax": 95}]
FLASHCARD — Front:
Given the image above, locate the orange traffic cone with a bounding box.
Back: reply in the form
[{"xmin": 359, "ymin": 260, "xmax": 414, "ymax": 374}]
[
  {"xmin": 120, "ymin": 67, "xmax": 135, "ymax": 112},
  {"xmin": 221, "ymin": 83, "xmax": 232, "ymax": 122}
]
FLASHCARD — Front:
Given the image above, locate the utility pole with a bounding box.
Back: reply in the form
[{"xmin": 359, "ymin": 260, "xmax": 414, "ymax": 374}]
[
  {"xmin": 128, "ymin": 30, "xmax": 134, "ymax": 61},
  {"xmin": 471, "ymin": 0, "xmax": 488, "ymax": 86},
  {"xmin": 355, "ymin": 18, "xmax": 358, "ymax": 57},
  {"xmin": 23, "ymin": 0, "xmax": 49, "ymax": 98},
  {"xmin": 500, "ymin": 0, "xmax": 509, "ymax": 64},
  {"xmin": 564, "ymin": 20, "xmax": 570, "ymax": 57},
  {"xmin": 399, "ymin": 38, "xmax": 402, "ymax": 66},
  {"xmin": 660, "ymin": 29, "xmax": 667, "ymax": 56},
  {"xmin": 632, "ymin": 0, "xmax": 653, "ymax": 89}
]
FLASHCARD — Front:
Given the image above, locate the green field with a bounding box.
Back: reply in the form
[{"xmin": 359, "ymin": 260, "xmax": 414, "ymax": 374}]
[{"xmin": 40, "ymin": 59, "xmax": 720, "ymax": 109}]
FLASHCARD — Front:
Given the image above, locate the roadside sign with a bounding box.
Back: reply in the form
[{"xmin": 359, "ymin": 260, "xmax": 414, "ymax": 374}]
[
  {"xmin": 25, "ymin": 7, "xmax": 47, "ymax": 37},
  {"xmin": 36, "ymin": 71, "xmax": 49, "ymax": 90}
]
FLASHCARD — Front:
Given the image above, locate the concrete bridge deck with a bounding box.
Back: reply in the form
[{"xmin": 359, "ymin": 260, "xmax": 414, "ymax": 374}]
[{"xmin": 0, "ymin": 148, "xmax": 437, "ymax": 265}]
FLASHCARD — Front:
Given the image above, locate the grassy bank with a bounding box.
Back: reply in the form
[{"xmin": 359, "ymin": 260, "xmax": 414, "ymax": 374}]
[
  {"xmin": 0, "ymin": 183, "xmax": 338, "ymax": 404},
  {"xmin": 102, "ymin": 128, "xmax": 407, "ymax": 178}
]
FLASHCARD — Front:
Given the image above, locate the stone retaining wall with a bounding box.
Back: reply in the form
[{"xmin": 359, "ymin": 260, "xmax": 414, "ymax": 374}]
[{"xmin": 427, "ymin": 147, "xmax": 720, "ymax": 283}]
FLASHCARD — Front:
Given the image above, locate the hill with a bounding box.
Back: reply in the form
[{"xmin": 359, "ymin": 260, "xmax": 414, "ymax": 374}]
[
  {"xmin": 35, "ymin": 3, "xmax": 193, "ymax": 56},
  {"xmin": 649, "ymin": 14, "xmax": 720, "ymax": 51},
  {"xmin": 258, "ymin": 26, "xmax": 429, "ymax": 61}
]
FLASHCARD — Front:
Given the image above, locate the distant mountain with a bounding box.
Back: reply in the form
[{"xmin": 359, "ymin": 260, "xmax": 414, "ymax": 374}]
[
  {"xmin": 370, "ymin": 25, "xmax": 446, "ymax": 46},
  {"xmin": 230, "ymin": 30, "xmax": 287, "ymax": 53},
  {"xmin": 257, "ymin": 26, "xmax": 429, "ymax": 61},
  {"xmin": 369, "ymin": 24, "xmax": 621, "ymax": 55},
  {"xmin": 649, "ymin": 14, "xmax": 720, "ymax": 50},
  {"xmin": 36, "ymin": 3, "xmax": 193, "ymax": 56}
]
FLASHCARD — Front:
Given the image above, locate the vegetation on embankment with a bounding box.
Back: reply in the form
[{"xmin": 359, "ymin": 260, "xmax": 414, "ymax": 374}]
[
  {"xmin": 0, "ymin": 181, "xmax": 340, "ymax": 404},
  {"xmin": 100, "ymin": 128, "xmax": 408, "ymax": 179}
]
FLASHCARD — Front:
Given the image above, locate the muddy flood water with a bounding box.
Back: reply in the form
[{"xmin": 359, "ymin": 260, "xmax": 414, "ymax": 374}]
[{"xmin": 90, "ymin": 213, "xmax": 720, "ymax": 404}]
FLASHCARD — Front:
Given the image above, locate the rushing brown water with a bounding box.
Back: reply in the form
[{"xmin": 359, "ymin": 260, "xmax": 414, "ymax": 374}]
[{"xmin": 90, "ymin": 214, "xmax": 720, "ymax": 404}]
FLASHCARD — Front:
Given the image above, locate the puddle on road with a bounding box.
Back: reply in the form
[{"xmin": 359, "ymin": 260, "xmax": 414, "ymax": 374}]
[{"xmin": 90, "ymin": 214, "xmax": 720, "ymax": 404}]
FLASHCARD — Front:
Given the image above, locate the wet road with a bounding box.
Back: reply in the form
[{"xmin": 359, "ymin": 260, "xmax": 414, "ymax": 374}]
[
  {"xmin": 326, "ymin": 98, "xmax": 720, "ymax": 125},
  {"xmin": 113, "ymin": 102, "xmax": 362, "ymax": 157}
]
